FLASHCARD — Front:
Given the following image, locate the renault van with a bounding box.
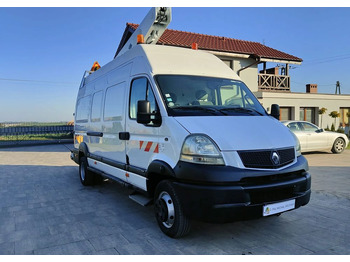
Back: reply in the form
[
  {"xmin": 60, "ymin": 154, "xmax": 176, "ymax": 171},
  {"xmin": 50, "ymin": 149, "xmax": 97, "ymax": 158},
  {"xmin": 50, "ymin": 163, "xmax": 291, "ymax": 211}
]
[
  {"xmin": 71, "ymin": 7, "xmax": 310, "ymax": 238},
  {"xmin": 71, "ymin": 43, "xmax": 311, "ymax": 238}
]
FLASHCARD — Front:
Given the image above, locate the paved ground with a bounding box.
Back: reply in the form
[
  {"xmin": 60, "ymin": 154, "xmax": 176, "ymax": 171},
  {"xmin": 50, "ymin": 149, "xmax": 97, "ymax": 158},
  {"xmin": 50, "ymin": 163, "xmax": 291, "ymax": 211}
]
[{"xmin": 0, "ymin": 144, "xmax": 349, "ymax": 255}]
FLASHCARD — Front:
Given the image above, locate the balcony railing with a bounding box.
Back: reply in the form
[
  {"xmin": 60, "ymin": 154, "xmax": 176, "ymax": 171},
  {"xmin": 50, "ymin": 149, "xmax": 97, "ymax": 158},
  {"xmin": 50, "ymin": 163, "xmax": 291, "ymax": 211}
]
[{"xmin": 258, "ymin": 74, "xmax": 290, "ymax": 92}]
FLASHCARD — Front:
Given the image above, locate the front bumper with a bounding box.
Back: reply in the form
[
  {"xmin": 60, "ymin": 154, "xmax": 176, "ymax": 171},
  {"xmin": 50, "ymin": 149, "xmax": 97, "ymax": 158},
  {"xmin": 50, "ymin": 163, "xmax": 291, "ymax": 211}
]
[{"xmin": 172, "ymin": 156, "xmax": 311, "ymax": 222}]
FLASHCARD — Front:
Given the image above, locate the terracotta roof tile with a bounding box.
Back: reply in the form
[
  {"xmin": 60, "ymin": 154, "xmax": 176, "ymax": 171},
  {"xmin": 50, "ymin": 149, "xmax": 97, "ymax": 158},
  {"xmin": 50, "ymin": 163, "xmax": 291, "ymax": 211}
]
[{"xmin": 127, "ymin": 23, "xmax": 302, "ymax": 62}]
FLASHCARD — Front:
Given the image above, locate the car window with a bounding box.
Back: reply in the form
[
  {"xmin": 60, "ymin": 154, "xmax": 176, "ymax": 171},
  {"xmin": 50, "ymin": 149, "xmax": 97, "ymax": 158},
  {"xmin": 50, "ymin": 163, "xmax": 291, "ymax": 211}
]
[
  {"xmin": 287, "ymin": 122, "xmax": 301, "ymax": 131},
  {"xmin": 300, "ymin": 122, "xmax": 318, "ymax": 132}
]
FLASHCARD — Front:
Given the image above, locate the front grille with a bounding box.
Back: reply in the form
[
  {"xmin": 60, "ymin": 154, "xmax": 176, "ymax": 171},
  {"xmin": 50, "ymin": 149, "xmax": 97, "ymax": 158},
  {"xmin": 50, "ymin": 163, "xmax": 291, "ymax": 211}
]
[{"xmin": 238, "ymin": 147, "xmax": 295, "ymax": 169}]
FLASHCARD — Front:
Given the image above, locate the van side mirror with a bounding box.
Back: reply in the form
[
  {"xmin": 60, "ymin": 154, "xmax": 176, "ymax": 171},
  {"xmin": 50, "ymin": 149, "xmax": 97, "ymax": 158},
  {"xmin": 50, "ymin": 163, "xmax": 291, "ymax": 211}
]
[
  {"xmin": 137, "ymin": 100, "xmax": 151, "ymax": 124},
  {"xmin": 270, "ymin": 104, "xmax": 280, "ymax": 120}
]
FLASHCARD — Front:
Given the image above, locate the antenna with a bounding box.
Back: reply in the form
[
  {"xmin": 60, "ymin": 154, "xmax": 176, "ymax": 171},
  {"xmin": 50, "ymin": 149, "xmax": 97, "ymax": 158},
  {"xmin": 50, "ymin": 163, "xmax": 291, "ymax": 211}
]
[{"xmin": 335, "ymin": 81, "xmax": 341, "ymax": 94}]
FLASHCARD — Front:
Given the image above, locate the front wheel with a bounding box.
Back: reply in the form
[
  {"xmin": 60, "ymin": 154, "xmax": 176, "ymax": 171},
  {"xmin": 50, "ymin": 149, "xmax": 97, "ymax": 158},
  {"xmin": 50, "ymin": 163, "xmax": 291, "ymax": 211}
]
[
  {"xmin": 154, "ymin": 180, "xmax": 191, "ymax": 238},
  {"xmin": 331, "ymin": 138, "xmax": 345, "ymax": 154}
]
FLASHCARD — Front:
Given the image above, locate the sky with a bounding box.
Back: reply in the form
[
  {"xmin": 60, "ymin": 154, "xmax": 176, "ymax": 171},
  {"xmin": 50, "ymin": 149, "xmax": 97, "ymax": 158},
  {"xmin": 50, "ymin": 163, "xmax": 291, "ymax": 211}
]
[{"xmin": 1, "ymin": 4, "xmax": 350, "ymax": 122}]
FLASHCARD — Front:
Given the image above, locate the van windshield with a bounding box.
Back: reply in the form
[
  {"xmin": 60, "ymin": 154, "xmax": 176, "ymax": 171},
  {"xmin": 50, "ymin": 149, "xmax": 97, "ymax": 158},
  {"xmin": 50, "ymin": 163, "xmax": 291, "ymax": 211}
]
[{"xmin": 154, "ymin": 75, "xmax": 267, "ymax": 117}]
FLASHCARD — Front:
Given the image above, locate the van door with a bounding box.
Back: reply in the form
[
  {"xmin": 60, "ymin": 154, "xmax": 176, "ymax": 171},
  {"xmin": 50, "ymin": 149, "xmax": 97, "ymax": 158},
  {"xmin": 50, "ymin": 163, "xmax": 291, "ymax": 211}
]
[
  {"xmin": 99, "ymin": 82, "xmax": 127, "ymax": 165},
  {"xmin": 125, "ymin": 77, "xmax": 160, "ymax": 182}
]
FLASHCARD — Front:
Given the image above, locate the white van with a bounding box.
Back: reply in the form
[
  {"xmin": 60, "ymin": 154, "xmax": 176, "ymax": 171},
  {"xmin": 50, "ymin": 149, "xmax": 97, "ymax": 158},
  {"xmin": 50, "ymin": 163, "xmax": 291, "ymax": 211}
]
[{"xmin": 71, "ymin": 8, "xmax": 310, "ymax": 238}]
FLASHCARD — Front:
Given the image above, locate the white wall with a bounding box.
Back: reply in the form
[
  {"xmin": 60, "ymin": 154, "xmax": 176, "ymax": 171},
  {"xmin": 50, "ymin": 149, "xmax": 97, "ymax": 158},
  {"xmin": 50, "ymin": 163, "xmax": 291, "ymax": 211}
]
[{"xmin": 216, "ymin": 56, "xmax": 258, "ymax": 92}]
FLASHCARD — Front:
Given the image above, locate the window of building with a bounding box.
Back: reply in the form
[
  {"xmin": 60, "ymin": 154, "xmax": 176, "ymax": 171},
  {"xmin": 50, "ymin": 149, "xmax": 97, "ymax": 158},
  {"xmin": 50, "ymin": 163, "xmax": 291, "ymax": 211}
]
[
  {"xmin": 340, "ymin": 107, "xmax": 350, "ymax": 127},
  {"xmin": 300, "ymin": 107, "xmax": 316, "ymax": 124},
  {"xmin": 280, "ymin": 107, "xmax": 292, "ymax": 121},
  {"xmin": 129, "ymin": 77, "xmax": 158, "ymax": 124},
  {"xmin": 91, "ymin": 91, "xmax": 103, "ymax": 122},
  {"xmin": 222, "ymin": 60, "xmax": 232, "ymax": 69}
]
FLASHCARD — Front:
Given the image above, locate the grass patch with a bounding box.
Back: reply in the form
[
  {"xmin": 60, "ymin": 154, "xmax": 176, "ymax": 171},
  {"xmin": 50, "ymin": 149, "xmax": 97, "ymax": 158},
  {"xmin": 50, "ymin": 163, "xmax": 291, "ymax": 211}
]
[{"xmin": 0, "ymin": 133, "xmax": 73, "ymax": 141}]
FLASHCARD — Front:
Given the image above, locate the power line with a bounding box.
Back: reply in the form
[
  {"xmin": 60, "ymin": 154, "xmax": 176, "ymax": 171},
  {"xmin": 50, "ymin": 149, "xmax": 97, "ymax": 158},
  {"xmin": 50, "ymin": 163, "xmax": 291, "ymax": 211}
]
[
  {"xmin": 303, "ymin": 53, "xmax": 350, "ymax": 63},
  {"xmin": 0, "ymin": 77, "xmax": 78, "ymax": 85}
]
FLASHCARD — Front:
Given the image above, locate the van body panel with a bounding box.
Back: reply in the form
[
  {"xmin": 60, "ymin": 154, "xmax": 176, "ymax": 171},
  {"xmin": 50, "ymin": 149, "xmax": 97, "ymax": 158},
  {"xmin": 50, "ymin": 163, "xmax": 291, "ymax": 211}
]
[{"xmin": 150, "ymin": 117, "xmax": 191, "ymax": 169}]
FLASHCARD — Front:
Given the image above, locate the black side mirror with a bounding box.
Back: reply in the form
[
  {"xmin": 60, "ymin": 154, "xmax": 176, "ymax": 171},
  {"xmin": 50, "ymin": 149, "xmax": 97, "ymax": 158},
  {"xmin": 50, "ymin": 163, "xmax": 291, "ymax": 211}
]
[
  {"xmin": 316, "ymin": 128, "xmax": 324, "ymax": 133},
  {"xmin": 137, "ymin": 100, "xmax": 151, "ymax": 124},
  {"xmin": 270, "ymin": 104, "xmax": 280, "ymax": 120}
]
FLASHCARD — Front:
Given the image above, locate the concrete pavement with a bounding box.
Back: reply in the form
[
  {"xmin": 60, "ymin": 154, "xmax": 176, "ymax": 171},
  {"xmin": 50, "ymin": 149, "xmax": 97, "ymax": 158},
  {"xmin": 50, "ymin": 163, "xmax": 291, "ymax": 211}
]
[{"xmin": 0, "ymin": 145, "xmax": 349, "ymax": 254}]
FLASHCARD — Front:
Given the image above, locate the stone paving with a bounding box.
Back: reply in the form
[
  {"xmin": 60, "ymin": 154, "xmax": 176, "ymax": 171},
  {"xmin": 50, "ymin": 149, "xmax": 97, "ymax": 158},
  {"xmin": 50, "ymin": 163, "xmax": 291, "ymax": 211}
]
[{"xmin": 0, "ymin": 145, "xmax": 349, "ymax": 255}]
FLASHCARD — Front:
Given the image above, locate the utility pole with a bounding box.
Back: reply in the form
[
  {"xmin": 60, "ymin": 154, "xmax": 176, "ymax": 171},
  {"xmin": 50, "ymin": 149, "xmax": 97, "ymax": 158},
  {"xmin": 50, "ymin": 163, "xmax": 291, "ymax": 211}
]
[{"xmin": 335, "ymin": 81, "xmax": 341, "ymax": 94}]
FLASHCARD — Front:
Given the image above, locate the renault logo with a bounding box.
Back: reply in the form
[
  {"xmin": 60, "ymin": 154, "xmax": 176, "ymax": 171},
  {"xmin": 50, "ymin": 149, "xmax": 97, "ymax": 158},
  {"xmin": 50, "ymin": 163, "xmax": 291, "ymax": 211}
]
[{"xmin": 271, "ymin": 151, "xmax": 280, "ymax": 166}]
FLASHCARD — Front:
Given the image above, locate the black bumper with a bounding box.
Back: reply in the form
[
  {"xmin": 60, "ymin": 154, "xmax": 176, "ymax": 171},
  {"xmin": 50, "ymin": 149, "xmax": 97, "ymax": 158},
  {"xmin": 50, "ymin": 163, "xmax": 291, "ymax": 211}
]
[{"xmin": 172, "ymin": 156, "xmax": 311, "ymax": 222}]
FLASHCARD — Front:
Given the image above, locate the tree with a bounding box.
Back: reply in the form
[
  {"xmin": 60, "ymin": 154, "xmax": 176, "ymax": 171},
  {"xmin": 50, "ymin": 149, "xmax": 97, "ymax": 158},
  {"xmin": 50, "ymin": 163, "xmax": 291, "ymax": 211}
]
[
  {"xmin": 329, "ymin": 111, "xmax": 340, "ymax": 129},
  {"xmin": 318, "ymin": 107, "xmax": 327, "ymax": 128}
]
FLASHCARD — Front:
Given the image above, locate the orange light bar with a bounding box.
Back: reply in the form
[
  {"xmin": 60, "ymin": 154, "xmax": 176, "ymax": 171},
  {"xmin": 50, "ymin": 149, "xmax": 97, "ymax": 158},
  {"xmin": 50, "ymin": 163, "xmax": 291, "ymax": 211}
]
[
  {"xmin": 192, "ymin": 42, "xmax": 198, "ymax": 50},
  {"xmin": 137, "ymin": 34, "xmax": 144, "ymax": 44}
]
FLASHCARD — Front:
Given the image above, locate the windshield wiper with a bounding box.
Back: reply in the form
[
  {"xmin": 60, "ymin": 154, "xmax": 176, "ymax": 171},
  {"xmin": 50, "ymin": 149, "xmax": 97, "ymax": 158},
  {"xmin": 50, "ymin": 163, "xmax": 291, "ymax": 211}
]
[
  {"xmin": 171, "ymin": 106, "xmax": 220, "ymax": 115},
  {"xmin": 218, "ymin": 107, "xmax": 264, "ymax": 116}
]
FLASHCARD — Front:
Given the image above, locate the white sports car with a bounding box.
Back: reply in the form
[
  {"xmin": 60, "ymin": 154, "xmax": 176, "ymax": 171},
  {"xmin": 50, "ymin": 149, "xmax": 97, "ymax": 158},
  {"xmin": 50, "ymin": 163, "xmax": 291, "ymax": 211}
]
[{"xmin": 282, "ymin": 121, "xmax": 349, "ymax": 154}]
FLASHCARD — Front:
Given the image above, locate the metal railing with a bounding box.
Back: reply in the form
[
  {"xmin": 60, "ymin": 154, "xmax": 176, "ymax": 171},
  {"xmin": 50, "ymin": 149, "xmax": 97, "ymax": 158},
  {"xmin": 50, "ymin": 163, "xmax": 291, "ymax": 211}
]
[{"xmin": 0, "ymin": 124, "xmax": 74, "ymax": 147}]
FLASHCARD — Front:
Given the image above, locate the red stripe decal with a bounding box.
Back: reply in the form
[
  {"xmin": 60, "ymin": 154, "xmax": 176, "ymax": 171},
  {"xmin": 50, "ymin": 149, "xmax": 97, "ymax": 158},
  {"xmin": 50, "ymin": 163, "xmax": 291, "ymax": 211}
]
[
  {"xmin": 139, "ymin": 141, "xmax": 144, "ymax": 149},
  {"xmin": 154, "ymin": 144, "xmax": 159, "ymax": 153},
  {"xmin": 144, "ymin": 142, "xmax": 153, "ymax": 152}
]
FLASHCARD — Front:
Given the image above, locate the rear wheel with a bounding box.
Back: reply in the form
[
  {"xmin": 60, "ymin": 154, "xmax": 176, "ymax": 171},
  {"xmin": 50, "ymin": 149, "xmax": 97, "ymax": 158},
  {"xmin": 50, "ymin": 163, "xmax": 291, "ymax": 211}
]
[
  {"xmin": 79, "ymin": 156, "xmax": 95, "ymax": 186},
  {"xmin": 154, "ymin": 180, "xmax": 191, "ymax": 238},
  {"xmin": 331, "ymin": 138, "xmax": 345, "ymax": 154}
]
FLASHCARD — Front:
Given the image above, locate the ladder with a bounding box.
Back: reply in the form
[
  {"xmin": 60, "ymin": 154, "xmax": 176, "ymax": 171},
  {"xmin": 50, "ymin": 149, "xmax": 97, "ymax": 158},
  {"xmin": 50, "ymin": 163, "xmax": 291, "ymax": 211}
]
[{"xmin": 115, "ymin": 7, "xmax": 172, "ymax": 58}]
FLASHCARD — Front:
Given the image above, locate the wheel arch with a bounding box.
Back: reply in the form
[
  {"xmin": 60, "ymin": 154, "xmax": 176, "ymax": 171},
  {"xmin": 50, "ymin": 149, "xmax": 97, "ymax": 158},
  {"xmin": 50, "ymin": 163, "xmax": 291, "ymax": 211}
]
[
  {"xmin": 146, "ymin": 160, "xmax": 176, "ymax": 197},
  {"xmin": 78, "ymin": 142, "xmax": 89, "ymax": 162}
]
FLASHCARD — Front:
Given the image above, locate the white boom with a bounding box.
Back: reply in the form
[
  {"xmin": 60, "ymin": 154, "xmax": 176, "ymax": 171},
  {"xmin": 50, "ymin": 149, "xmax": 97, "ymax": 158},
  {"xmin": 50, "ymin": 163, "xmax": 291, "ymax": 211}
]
[{"xmin": 115, "ymin": 7, "xmax": 172, "ymax": 58}]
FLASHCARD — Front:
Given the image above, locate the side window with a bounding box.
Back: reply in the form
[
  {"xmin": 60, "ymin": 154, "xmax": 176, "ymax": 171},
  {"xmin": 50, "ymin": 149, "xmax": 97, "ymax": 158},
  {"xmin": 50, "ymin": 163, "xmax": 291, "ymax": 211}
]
[
  {"xmin": 104, "ymin": 82, "xmax": 125, "ymax": 121},
  {"xmin": 129, "ymin": 77, "xmax": 158, "ymax": 120},
  {"xmin": 301, "ymin": 122, "xmax": 318, "ymax": 132},
  {"xmin": 76, "ymin": 96, "xmax": 90, "ymax": 123},
  {"xmin": 91, "ymin": 91, "xmax": 103, "ymax": 122},
  {"xmin": 287, "ymin": 122, "xmax": 301, "ymax": 131}
]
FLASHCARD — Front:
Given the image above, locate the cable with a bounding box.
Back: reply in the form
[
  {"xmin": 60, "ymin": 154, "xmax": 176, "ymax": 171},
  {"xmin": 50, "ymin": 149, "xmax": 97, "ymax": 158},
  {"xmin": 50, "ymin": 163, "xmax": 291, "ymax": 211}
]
[{"xmin": 0, "ymin": 77, "xmax": 78, "ymax": 85}]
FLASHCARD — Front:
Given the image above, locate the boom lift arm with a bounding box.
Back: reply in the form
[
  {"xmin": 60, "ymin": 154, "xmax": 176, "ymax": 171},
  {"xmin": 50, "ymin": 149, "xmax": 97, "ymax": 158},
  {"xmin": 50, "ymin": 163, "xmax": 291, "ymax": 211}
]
[{"xmin": 115, "ymin": 7, "xmax": 172, "ymax": 58}]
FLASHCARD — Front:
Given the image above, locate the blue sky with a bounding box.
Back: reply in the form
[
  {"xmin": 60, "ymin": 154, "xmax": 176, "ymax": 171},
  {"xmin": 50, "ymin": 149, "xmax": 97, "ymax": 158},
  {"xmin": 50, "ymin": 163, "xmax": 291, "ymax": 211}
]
[{"xmin": 0, "ymin": 7, "xmax": 350, "ymax": 122}]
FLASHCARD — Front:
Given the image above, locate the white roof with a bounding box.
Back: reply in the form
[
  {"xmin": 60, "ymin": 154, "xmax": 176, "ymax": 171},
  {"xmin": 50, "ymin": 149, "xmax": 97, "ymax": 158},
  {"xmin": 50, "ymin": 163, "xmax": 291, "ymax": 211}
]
[
  {"xmin": 85, "ymin": 44, "xmax": 241, "ymax": 84},
  {"xmin": 140, "ymin": 45, "xmax": 240, "ymax": 79}
]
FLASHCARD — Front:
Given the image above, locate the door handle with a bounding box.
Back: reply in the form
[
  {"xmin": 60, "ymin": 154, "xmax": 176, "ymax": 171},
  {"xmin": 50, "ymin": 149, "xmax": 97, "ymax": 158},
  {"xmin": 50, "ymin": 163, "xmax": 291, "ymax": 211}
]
[
  {"xmin": 119, "ymin": 132, "xmax": 130, "ymax": 140},
  {"xmin": 87, "ymin": 132, "xmax": 103, "ymax": 137}
]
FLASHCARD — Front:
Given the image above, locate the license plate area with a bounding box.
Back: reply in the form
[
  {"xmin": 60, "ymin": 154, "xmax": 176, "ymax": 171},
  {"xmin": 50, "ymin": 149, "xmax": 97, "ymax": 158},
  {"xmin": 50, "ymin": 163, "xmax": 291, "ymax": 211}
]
[{"xmin": 263, "ymin": 199, "xmax": 295, "ymax": 216}]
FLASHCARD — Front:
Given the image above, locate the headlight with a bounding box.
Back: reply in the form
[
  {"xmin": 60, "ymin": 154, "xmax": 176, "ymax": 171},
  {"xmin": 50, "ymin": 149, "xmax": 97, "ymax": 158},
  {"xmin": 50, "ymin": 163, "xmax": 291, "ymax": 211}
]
[
  {"xmin": 180, "ymin": 134, "xmax": 225, "ymax": 165},
  {"xmin": 291, "ymin": 132, "xmax": 301, "ymax": 157}
]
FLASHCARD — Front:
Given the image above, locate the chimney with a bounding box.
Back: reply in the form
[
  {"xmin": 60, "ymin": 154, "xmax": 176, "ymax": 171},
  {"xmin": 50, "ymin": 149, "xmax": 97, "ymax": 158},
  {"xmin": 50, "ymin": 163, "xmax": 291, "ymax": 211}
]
[{"xmin": 306, "ymin": 84, "xmax": 317, "ymax": 93}]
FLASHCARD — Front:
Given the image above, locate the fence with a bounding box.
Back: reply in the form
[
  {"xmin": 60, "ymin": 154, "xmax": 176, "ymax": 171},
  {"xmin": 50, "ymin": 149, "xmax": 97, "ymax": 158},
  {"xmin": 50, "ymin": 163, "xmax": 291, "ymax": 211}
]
[{"xmin": 0, "ymin": 124, "xmax": 74, "ymax": 147}]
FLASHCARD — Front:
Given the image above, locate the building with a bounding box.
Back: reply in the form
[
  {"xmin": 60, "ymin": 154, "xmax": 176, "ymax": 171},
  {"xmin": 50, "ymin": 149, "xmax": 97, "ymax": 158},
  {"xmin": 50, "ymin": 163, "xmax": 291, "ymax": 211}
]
[{"xmin": 116, "ymin": 23, "xmax": 350, "ymax": 131}]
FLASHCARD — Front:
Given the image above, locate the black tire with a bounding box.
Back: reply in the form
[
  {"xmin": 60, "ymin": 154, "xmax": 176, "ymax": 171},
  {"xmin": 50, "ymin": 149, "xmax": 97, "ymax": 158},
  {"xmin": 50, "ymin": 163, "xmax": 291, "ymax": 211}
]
[
  {"xmin": 79, "ymin": 156, "xmax": 95, "ymax": 186},
  {"xmin": 154, "ymin": 180, "xmax": 191, "ymax": 238},
  {"xmin": 331, "ymin": 137, "xmax": 345, "ymax": 154}
]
